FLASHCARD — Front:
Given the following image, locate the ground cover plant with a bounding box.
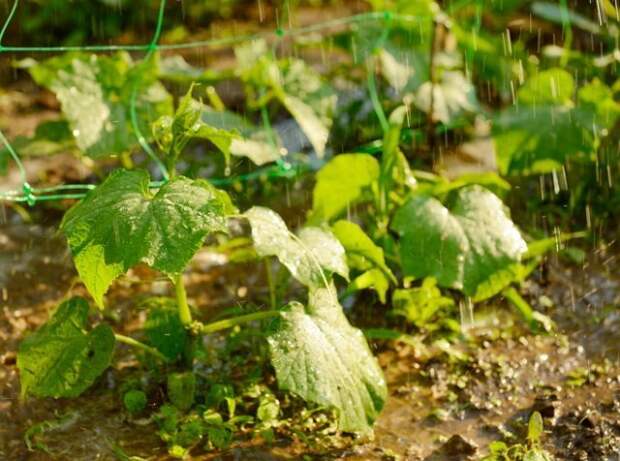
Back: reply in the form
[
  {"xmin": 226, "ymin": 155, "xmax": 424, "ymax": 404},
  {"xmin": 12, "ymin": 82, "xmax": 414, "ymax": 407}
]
[{"xmin": 1, "ymin": 0, "xmax": 619, "ymax": 459}]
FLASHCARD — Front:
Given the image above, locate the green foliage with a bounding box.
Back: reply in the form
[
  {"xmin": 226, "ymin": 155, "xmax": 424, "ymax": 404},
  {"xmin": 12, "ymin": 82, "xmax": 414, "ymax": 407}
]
[
  {"xmin": 123, "ymin": 390, "xmax": 148, "ymax": 414},
  {"xmin": 267, "ymin": 285, "xmax": 387, "ymax": 434},
  {"xmin": 309, "ymin": 154, "xmax": 380, "ymax": 223},
  {"xmin": 60, "ymin": 169, "xmax": 235, "ymax": 307},
  {"xmin": 332, "ymin": 220, "xmax": 396, "ymax": 302},
  {"xmin": 143, "ymin": 298, "xmax": 188, "ymax": 361},
  {"xmin": 152, "ymin": 85, "xmax": 282, "ymax": 167},
  {"xmin": 244, "ymin": 206, "xmax": 349, "ymax": 287},
  {"xmin": 235, "ymin": 39, "xmax": 336, "ymax": 157},
  {"xmin": 494, "ymin": 70, "xmax": 620, "ymax": 174},
  {"xmin": 516, "ymin": 69, "xmax": 575, "ymax": 106},
  {"xmin": 167, "ymin": 372, "xmax": 196, "ymax": 412},
  {"xmin": 391, "ymin": 186, "xmax": 527, "ymax": 296},
  {"xmin": 482, "ymin": 411, "xmax": 553, "ymax": 461},
  {"xmin": 22, "ymin": 53, "xmax": 172, "ymax": 158},
  {"xmin": 412, "ymin": 70, "xmax": 479, "ymax": 124},
  {"xmin": 17, "ymin": 297, "xmax": 114, "ymax": 398},
  {"xmin": 392, "ymin": 278, "xmax": 455, "ymax": 330}
]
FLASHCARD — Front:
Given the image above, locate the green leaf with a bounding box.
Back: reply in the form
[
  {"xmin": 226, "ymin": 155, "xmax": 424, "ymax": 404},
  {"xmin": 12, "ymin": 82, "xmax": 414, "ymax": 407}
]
[
  {"xmin": 244, "ymin": 206, "xmax": 348, "ymax": 287},
  {"xmin": 61, "ymin": 169, "xmax": 234, "ymax": 307},
  {"xmin": 528, "ymin": 411, "xmax": 544, "ymax": 443},
  {"xmin": 332, "ymin": 220, "xmax": 396, "ymax": 302},
  {"xmin": 144, "ymin": 299, "xmax": 188, "ymax": 361},
  {"xmin": 236, "ymin": 40, "xmax": 336, "ymax": 157},
  {"xmin": 153, "ymin": 86, "xmax": 283, "ymax": 166},
  {"xmin": 167, "ymin": 372, "xmax": 196, "ymax": 412},
  {"xmin": 123, "ymin": 390, "xmax": 148, "ymax": 414},
  {"xmin": 413, "ymin": 71, "xmax": 479, "ymax": 124},
  {"xmin": 517, "ymin": 68, "xmax": 574, "ymax": 106},
  {"xmin": 576, "ymin": 79, "xmax": 620, "ymax": 131},
  {"xmin": 392, "ymin": 278, "xmax": 455, "ymax": 329},
  {"xmin": 26, "ymin": 52, "xmax": 172, "ymax": 158},
  {"xmin": 17, "ymin": 297, "xmax": 115, "ymax": 398},
  {"xmin": 309, "ymin": 154, "xmax": 380, "ymax": 223},
  {"xmin": 391, "ymin": 186, "xmax": 527, "ymax": 296},
  {"xmin": 267, "ymin": 285, "xmax": 387, "ymax": 433},
  {"xmin": 494, "ymin": 75, "xmax": 618, "ymax": 175},
  {"xmin": 493, "ymin": 105, "xmax": 589, "ymax": 174}
]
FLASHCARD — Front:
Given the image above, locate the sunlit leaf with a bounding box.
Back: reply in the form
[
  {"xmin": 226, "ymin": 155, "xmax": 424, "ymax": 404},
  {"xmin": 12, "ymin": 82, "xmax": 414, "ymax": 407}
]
[
  {"xmin": 332, "ymin": 220, "xmax": 395, "ymax": 302},
  {"xmin": 244, "ymin": 206, "xmax": 348, "ymax": 287},
  {"xmin": 61, "ymin": 169, "xmax": 234, "ymax": 307},
  {"xmin": 267, "ymin": 284, "xmax": 387, "ymax": 433},
  {"xmin": 236, "ymin": 40, "xmax": 336, "ymax": 157},
  {"xmin": 309, "ymin": 154, "xmax": 380, "ymax": 223},
  {"xmin": 25, "ymin": 52, "xmax": 172, "ymax": 158},
  {"xmin": 413, "ymin": 71, "xmax": 479, "ymax": 124}
]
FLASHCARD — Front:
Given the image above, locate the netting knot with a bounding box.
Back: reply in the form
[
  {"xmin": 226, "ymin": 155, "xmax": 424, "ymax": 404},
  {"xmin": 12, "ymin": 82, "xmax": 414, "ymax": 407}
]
[{"xmin": 22, "ymin": 182, "xmax": 36, "ymax": 206}]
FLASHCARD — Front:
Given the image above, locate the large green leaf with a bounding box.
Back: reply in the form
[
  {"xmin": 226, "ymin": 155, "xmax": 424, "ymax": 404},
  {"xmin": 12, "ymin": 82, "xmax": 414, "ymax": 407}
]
[
  {"xmin": 391, "ymin": 186, "xmax": 527, "ymax": 296},
  {"xmin": 494, "ymin": 73, "xmax": 619, "ymax": 174},
  {"xmin": 267, "ymin": 285, "xmax": 387, "ymax": 433},
  {"xmin": 309, "ymin": 154, "xmax": 380, "ymax": 223},
  {"xmin": 61, "ymin": 169, "xmax": 234, "ymax": 307},
  {"xmin": 152, "ymin": 86, "xmax": 283, "ymax": 166},
  {"xmin": 236, "ymin": 40, "xmax": 336, "ymax": 158},
  {"xmin": 25, "ymin": 52, "xmax": 172, "ymax": 158},
  {"xmin": 332, "ymin": 220, "xmax": 395, "ymax": 302},
  {"xmin": 17, "ymin": 297, "xmax": 115, "ymax": 398},
  {"xmin": 493, "ymin": 105, "xmax": 588, "ymax": 174},
  {"xmin": 244, "ymin": 207, "xmax": 348, "ymax": 287}
]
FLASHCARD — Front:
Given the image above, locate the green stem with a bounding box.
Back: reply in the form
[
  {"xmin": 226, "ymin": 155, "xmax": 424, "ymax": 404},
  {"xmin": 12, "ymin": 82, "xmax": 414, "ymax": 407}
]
[
  {"xmin": 114, "ymin": 333, "xmax": 168, "ymax": 362},
  {"xmin": 199, "ymin": 311, "xmax": 280, "ymax": 335},
  {"xmin": 173, "ymin": 273, "xmax": 192, "ymax": 326},
  {"xmin": 503, "ymin": 287, "xmax": 535, "ymax": 328},
  {"xmin": 264, "ymin": 258, "xmax": 277, "ymax": 310}
]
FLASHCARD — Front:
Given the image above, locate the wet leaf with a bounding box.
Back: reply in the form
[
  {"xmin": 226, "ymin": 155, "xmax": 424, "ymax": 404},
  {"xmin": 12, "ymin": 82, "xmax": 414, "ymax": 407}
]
[
  {"xmin": 517, "ymin": 68, "xmax": 574, "ymax": 106},
  {"xmin": 244, "ymin": 206, "xmax": 348, "ymax": 287},
  {"xmin": 413, "ymin": 71, "xmax": 479, "ymax": 124},
  {"xmin": 61, "ymin": 169, "xmax": 235, "ymax": 307},
  {"xmin": 25, "ymin": 52, "xmax": 172, "ymax": 158},
  {"xmin": 494, "ymin": 76, "xmax": 619, "ymax": 175},
  {"xmin": 332, "ymin": 220, "xmax": 395, "ymax": 302},
  {"xmin": 152, "ymin": 86, "xmax": 283, "ymax": 166},
  {"xmin": 309, "ymin": 154, "xmax": 380, "ymax": 223},
  {"xmin": 17, "ymin": 297, "xmax": 114, "ymax": 398},
  {"xmin": 267, "ymin": 285, "xmax": 387, "ymax": 433},
  {"xmin": 236, "ymin": 40, "xmax": 336, "ymax": 157},
  {"xmin": 391, "ymin": 186, "xmax": 527, "ymax": 296},
  {"xmin": 392, "ymin": 278, "xmax": 455, "ymax": 329}
]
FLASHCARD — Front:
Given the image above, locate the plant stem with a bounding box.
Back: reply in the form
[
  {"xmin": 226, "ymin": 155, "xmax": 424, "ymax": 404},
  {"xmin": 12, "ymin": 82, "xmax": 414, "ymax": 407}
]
[
  {"xmin": 199, "ymin": 311, "xmax": 280, "ymax": 335},
  {"xmin": 173, "ymin": 273, "xmax": 192, "ymax": 326},
  {"xmin": 264, "ymin": 258, "xmax": 277, "ymax": 310},
  {"xmin": 427, "ymin": 19, "xmax": 438, "ymax": 152},
  {"xmin": 114, "ymin": 333, "xmax": 168, "ymax": 362}
]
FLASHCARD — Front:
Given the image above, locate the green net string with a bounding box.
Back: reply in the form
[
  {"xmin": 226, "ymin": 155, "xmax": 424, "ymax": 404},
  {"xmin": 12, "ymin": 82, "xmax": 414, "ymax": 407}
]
[{"xmin": 0, "ymin": 0, "xmax": 422, "ymax": 205}]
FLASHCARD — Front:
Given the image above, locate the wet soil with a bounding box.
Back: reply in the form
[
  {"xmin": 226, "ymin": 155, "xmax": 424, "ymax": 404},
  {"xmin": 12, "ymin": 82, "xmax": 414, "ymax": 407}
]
[{"xmin": 1, "ymin": 214, "xmax": 620, "ymax": 461}]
